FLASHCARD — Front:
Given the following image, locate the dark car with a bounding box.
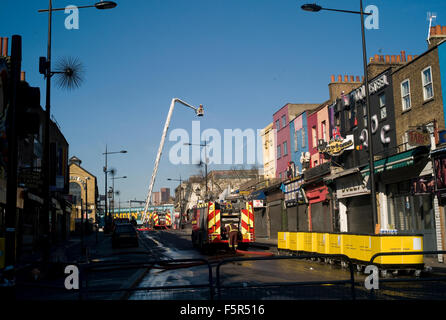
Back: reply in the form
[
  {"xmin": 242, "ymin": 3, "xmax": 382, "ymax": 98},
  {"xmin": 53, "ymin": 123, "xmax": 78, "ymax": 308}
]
[
  {"xmin": 112, "ymin": 218, "xmax": 130, "ymax": 232},
  {"xmin": 112, "ymin": 223, "xmax": 138, "ymax": 248}
]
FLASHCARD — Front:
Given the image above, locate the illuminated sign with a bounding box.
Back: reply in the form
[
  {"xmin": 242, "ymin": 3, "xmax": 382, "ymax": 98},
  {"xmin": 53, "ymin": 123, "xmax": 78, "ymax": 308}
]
[{"xmin": 318, "ymin": 135, "xmax": 354, "ymax": 156}]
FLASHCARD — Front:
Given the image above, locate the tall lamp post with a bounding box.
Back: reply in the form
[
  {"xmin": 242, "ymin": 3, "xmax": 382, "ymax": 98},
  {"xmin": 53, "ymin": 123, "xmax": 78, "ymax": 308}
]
[
  {"xmin": 38, "ymin": 0, "xmax": 117, "ymax": 255},
  {"xmin": 184, "ymin": 141, "xmax": 209, "ymax": 200},
  {"xmin": 103, "ymin": 146, "xmax": 127, "ymax": 233},
  {"xmin": 168, "ymin": 177, "xmax": 183, "ymax": 228},
  {"xmin": 141, "ymin": 98, "xmax": 204, "ymax": 223},
  {"xmin": 301, "ymin": 2, "xmax": 378, "ymax": 232}
]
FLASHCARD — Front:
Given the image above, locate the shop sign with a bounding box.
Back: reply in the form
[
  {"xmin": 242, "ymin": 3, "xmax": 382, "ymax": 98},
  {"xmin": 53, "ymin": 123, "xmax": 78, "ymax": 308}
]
[
  {"xmin": 19, "ymin": 169, "xmax": 43, "ymax": 190},
  {"xmin": 352, "ymin": 73, "xmax": 389, "ymax": 102},
  {"xmin": 336, "ymin": 175, "xmax": 370, "ymax": 198},
  {"xmin": 318, "ymin": 135, "xmax": 354, "ymax": 157},
  {"xmin": 253, "ymin": 200, "xmax": 264, "ymax": 208},
  {"xmin": 284, "ymin": 177, "xmax": 305, "ymax": 206},
  {"xmin": 410, "ymin": 174, "xmax": 434, "ymax": 194},
  {"xmin": 408, "ymin": 130, "xmax": 431, "ymax": 147}
]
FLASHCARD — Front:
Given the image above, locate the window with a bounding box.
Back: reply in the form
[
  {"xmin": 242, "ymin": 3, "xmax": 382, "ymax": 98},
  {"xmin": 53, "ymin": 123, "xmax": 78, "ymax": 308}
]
[
  {"xmin": 283, "ymin": 141, "xmax": 288, "ymax": 156},
  {"xmin": 422, "ymin": 66, "xmax": 434, "ymax": 100},
  {"xmin": 321, "ymin": 121, "xmax": 327, "ymax": 141},
  {"xmin": 294, "ymin": 131, "xmax": 298, "ymax": 151},
  {"xmin": 312, "ymin": 126, "xmax": 317, "ymax": 148},
  {"xmin": 401, "ymin": 79, "xmax": 411, "ymax": 111},
  {"xmin": 379, "ymin": 93, "xmax": 386, "ymax": 119},
  {"xmin": 275, "ymin": 119, "xmax": 280, "ymax": 130},
  {"xmin": 282, "ymin": 115, "xmax": 287, "ymax": 128},
  {"xmin": 277, "ymin": 145, "xmax": 281, "ymax": 159}
]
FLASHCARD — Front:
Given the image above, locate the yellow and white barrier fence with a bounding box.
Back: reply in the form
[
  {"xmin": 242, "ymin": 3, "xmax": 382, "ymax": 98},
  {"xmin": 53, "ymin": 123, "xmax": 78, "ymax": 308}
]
[{"xmin": 278, "ymin": 232, "xmax": 424, "ymax": 266}]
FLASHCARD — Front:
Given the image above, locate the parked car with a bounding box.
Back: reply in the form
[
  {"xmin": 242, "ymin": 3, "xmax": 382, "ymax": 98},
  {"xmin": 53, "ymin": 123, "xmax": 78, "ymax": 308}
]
[
  {"xmin": 112, "ymin": 223, "xmax": 138, "ymax": 248},
  {"xmin": 112, "ymin": 218, "xmax": 130, "ymax": 232}
]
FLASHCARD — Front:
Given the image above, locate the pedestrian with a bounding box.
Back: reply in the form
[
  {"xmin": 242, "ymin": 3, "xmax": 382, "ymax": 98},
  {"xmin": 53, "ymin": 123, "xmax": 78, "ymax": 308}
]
[{"xmin": 225, "ymin": 223, "xmax": 239, "ymax": 252}]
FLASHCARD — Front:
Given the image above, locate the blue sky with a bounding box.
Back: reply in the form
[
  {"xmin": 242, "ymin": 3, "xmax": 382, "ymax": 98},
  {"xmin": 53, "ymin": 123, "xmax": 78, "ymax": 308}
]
[{"xmin": 1, "ymin": 0, "xmax": 446, "ymax": 204}]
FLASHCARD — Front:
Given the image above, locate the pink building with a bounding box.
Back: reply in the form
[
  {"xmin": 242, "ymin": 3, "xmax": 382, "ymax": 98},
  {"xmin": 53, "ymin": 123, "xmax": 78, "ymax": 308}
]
[
  {"xmin": 307, "ymin": 102, "xmax": 331, "ymax": 168},
  {"xmin": 273, "ymin": 103, "xmax": 319, "ymax": 179}
]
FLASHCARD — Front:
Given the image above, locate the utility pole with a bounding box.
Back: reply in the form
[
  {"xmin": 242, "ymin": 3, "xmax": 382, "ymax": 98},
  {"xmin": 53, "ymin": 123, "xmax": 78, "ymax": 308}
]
[{"xmin": 5, "ymin": 35, "xmax": 21, "ymax": 272}]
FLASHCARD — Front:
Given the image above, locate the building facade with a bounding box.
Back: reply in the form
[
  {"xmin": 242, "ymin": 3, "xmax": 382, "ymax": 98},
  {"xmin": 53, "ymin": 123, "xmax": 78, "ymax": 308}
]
[{"xmin": 260, "ymin": 122, "xmax": 276, "ymax": 179}]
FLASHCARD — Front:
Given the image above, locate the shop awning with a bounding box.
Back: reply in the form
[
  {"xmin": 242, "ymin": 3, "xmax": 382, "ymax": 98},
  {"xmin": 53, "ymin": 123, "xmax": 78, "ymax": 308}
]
[
  {"xmin": 250, "ymin": 190, "xmax": 266, "ymax": 200},
  {"xmin": 323, "ymin": 167, "xmax": 360, "ymax": 182},
  {"xmin": 362, "ymin": 147, "xmax": 427, "ymax": 175}
]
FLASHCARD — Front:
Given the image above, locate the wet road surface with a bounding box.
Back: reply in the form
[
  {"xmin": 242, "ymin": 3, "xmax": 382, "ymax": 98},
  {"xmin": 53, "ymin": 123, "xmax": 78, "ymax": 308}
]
[{"xmin": 128, "ymin": 229, "xmax": 446, "ymax": 300}]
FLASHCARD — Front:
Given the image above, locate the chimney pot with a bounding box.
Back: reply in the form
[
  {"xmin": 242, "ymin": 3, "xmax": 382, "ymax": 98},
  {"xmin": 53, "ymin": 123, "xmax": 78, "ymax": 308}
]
[
  {"xmin": 391, "ymin": 55, "xmax": 396, "ymax": 63},
  {"xmin": 401, "ymin": 50, "xmax": 406, "ymax": 62},
  {"xmin": 338, "ymin": 75, "xmax": 342, "ymax": 82},
  {"xmin": 396, "ymin": 55, "xmax": 401, "ymax": 63},
  {"xmin": 350, "ymin": 75, "xmax": 355, "ymax": 82},
  {"xmin": 331, "ymin": 75, "xmax": 335, "ymax": 83},
  {"xmin": 385, "ymin": 55, "xmax": 390, "ymax": 63},
  {"xmin": 407, "ymin": 55, "xmax": 413, "ymax": 61},
  {"xmin": 374, "ymin": 54, "xmax": 379, "ymax": 62},
  {"xmin": 361, "ymin": 76, "xmax": 364, "ymax": 82},
  {"xmin": 356, "ymin": 76, "xmax": 360, "ymax": 82},
  {"xmin": 380, "ymin": 55, "xmax": 384, "ymax": 62},
  {"xmin": 20, "ymin": 71, "xmax": 25, "ymax": 81},
  {"xmin": 344, "ymin": 75, "xmax": 349, "ymax": 82},
  {"xmin": 2, "ymin": 37, "xmax": 8, "ymax": 57}
]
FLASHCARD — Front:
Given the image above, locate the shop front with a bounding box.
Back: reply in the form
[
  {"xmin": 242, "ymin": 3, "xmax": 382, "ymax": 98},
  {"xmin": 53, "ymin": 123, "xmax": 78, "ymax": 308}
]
[
  {"xmin": 366, "ymin": 146, "xmax": 439, "ymax": 251},
  {"xmin": 327, "ymin": 168, "xmax": 372, "ymax": 234},
  {"xmin": 283, "ymin": 175, "xmax": 307, "ymax": 231},
  {"xmin": 303, "ymin": 161, "xmax": 332, "ymax": 232}
]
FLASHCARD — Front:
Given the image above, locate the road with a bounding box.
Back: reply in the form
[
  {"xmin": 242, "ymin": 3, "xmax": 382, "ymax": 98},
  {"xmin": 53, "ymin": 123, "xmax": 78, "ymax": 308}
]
[{"xmin": 128, "ymin": 228, "xmax": 446, "ymax": 300}]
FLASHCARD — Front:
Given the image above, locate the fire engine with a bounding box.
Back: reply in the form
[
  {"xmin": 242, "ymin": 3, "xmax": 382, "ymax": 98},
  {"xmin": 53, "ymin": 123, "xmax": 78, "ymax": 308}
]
[
  {"xmin": 151, "ymin": 210, "xmax": 172, "ymax": 229},
  {"xmin": 191, "ymin": 198, "xmax": 255, "ymax": 251}
]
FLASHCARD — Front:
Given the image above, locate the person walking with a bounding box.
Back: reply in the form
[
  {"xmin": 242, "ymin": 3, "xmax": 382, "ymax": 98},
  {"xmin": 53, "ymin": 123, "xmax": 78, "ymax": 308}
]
[{"xmin": 226, "ymin": 223, "xmax": 239, "ymax": 252}]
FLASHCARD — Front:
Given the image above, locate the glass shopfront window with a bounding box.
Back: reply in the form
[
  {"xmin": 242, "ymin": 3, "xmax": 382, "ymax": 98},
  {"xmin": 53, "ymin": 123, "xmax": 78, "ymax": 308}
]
[
  {"xmin": 386, "ymin": 179, "xmax": 436, "ymax": 250},
  {"xmin": 386, "ymin": 181, "xmax": 434, "ymax": 232}
]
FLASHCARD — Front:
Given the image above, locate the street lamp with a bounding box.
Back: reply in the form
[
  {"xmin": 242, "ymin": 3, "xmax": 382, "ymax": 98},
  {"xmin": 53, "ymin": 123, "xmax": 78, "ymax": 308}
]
[
  {"xmin": 168, "ymin": 177, "xmax": 183, "ymax": 228},
  {"xmin": 38, "ymin": 0, "xmax": 117, "ymax": 258},
  {"xmin": 141, "ymin": 98, "xmax": 204, "ymax": 224},
  {"xmin": 103, "ymin": 146, "xmax": 127, "ymax": 232},
  {"xmin": 301, "ymin": 2, "xmax": 378, "ymax": 233},
  {"xmin": 184, "ymin": 141, "xmax": 209, "ymax": 201}
]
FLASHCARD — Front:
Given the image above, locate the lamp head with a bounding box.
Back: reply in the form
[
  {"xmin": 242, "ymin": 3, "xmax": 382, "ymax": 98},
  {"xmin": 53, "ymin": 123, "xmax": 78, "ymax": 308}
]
[
  {"xmin": 95, "ymin": 1, "xmax": 117, "ymax": 10},
  {"xmin": 301, "ymin": 3, "xmax": 322, "ymax": 12}
]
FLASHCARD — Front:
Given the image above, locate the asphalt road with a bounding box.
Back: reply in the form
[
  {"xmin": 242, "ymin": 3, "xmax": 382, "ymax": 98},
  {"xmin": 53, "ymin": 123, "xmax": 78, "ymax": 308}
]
[{"xmin": 129, "ymin": 229, "xmax": 446, "ymax": 300}]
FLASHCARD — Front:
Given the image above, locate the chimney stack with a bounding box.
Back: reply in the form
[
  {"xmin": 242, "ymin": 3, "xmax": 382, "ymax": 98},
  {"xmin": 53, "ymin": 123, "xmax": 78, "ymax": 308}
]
[{"xmin": 2, "ymin": 37, "xmax": 8, "ymax": 56}]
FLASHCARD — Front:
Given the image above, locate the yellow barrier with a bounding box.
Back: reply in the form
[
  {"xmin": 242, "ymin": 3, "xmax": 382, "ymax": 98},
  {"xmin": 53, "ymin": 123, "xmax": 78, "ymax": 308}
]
[
  {"xmin": 375, "ymin": 235, "xmax": 423, "ymax": 265},
  {"xmin": 316, "ymin": 233, "xmax": 329, "ymax": 254},
  {"xmin": 280, "ymin": 231, "xmax": 424, "ymax": 266},
  {"xmin": 328, "ymin": 233, "xmax": 343, "ymax": 255},
  {"xmin": 289, "ymin": 232, "xmax": 298, "ymax": 251},
  {"xmin": 303, "ymin": 232, "xmax": 312, "ymax": 252},
  {"xmin": 278, "ymin": 232, "xmax": 289, "ymax": 250}
]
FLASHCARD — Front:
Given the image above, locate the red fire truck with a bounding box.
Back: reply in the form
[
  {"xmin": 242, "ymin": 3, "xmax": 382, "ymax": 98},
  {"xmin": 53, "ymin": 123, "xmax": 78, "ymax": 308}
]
[
  {"xmin": 191, "ymin": 199, "xmax": 255, "ymax": 251},
  {"xmin": 151, "ymin": 211, "xmax": 172, "ymax": 229}
]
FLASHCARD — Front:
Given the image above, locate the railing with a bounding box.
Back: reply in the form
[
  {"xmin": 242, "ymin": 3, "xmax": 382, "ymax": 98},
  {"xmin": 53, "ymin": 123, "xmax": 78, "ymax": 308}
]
[
  {"xmin": 215, "ymin": 254, "xmax": 357, "ymax": 300},
  {"xmin": 11, "ymin": 251, "xmax": 446, "ymax": 300}
]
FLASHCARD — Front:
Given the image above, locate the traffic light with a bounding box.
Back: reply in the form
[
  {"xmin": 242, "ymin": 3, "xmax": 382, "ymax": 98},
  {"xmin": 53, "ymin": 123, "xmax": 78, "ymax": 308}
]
[{"xmin": 16, "ymin": 81, "xmax": 41, "ymax": 137}]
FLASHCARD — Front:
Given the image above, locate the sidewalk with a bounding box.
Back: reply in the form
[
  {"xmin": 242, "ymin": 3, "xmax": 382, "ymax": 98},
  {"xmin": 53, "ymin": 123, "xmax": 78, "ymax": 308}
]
[{"xmin": 13, "ymin": 230, "xmax": 153, "ymax": 300}]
